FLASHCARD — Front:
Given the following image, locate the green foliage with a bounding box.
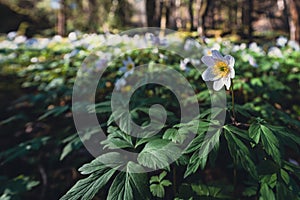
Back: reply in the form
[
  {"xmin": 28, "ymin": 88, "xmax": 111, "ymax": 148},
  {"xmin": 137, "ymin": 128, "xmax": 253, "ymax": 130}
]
[
  {"xmin": 1, "ymin": 34, "xmax": 300, "ymax": 199},
  {"xmin": 150, "ymin": 171, "xmax": 172, "ymax": 198}
]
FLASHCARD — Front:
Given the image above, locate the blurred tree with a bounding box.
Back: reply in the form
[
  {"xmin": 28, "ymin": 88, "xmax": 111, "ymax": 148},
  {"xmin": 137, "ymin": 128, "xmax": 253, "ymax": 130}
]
[
  {"xmin": 57, "ymin": 0, "xmax": 66, "ymax": 36},
  {"xmin": 194, "ymin": 0, "xmax": 208, "ymax": 36},
  {"xmin": 285, "ymin": 0, "xmax": 300, "ymax": 42},
  {"xmin": 146, "ymin": 0, "xmax": 161, "ymax": 27}
]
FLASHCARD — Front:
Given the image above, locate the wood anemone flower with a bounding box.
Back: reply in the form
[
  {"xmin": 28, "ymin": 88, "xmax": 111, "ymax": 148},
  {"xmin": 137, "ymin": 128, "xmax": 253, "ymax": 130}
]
[{"xmin": 201, "ymin": 50, "xmax": 235, "ymax": 91}]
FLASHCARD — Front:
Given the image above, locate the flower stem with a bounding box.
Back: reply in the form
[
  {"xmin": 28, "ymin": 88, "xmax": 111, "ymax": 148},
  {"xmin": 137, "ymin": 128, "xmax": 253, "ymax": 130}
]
[{"xmin": 230, "ymin": 79, "xmax": 236, "ymax": 123}]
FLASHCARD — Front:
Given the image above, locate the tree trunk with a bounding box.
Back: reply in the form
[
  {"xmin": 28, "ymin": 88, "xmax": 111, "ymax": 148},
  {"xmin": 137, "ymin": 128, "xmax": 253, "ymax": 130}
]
[
  {"xmin": 242, "ymin": 0, "xmax": 253, "ymax": 40},
  {"xmin": 188, "ymin": 0, "xmax": 194, "ymax": 31},
  {"xmin": 57, "ymin": 0, "xmax": 66, "ymax": 36},
  {"xmin": 88, "ymin": 0, "xmax": 99, "ymax": 32},
  {"xmin": 194, "ymin": 0, "xmax": 209, "ymax": 36},
  {"xmin": 285, "ymin": 0, "xmax": 300, "ymax": 42},
  {"xmin": 146, "ymin": 0, "xmax": 156, "ymax": 26}
]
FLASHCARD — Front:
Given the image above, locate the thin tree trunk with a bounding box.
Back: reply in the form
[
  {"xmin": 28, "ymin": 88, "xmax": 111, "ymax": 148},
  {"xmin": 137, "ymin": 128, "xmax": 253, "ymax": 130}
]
[
  {"xmin": 57, "ymin": 0, "xmax": 66, "ymax": 36},
  {"xmin": 195, "ymin": 0, "xmax": 208, "ymax": 36},
  {"xmin": 285, "ymin": 0, "xmax": 300, "ymax": 42},
  {"xmin": 188, "ymin": 0, "xmax": 194, "ymax": 31}
]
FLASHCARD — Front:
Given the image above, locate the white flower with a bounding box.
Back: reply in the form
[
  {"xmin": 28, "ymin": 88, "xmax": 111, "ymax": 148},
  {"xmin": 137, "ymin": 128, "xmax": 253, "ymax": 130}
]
[
  {"xmin": 115, "ymin": 78, "xmax": 126, "ymax": 91},
  {"xmin": 288, "ymin": 40, "xmax": 300, "ymax": 51},
  {"xmin": 120, "ymin": 57, "xmax": 135, "ymax": 77},
  {"xmin": 68, "ymin": 32, "xmax": 78, "ymax": 41},
  {"xmin": 14, "ymin": 35, "xmax": 27, "ymax": 44},
  {"xmin": 7, "ymin": 31, "xmax": 17, "ymax": 40},
  {"xmin": 276, "ymin": 36, "xmax": 288, "ymax": 47},
  {"xmin": 146, "ymin": 33, "xmax": 168, "ymax": 46},
  {"xmin": 268, "ymin": 47, "xmax": 283, "ymax": 58},
  {"xmin": 180, "ymin": 58, "xmax": 190, "ymax": 71},
  {"xmin": 201, "ymin": 50, "xmax": 235, "ymax": 91}
]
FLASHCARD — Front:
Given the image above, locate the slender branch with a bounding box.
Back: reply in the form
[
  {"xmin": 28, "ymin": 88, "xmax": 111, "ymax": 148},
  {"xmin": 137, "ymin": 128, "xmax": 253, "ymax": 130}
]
[{"xmin": 230, "ymin": 79, "xmax": 237, "ymax": 123}]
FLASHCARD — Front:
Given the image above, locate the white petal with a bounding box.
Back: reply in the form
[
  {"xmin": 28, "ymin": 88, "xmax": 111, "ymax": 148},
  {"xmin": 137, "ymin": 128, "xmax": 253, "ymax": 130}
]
[
  {"xmin": 212, "ymin": 50, "xmax": 224, "ymax": 60},
  {"xmin": 201, "ymin": 56, "xmax": 215, "ymax": 67},
  {"xmin": 224, "ymin": 77, "xmax": 231, "ymax": 90},
  {"xmin": 230, "ymin": 67, "xmax": 235, "ymax": 78},
  {"xmin": 202, "ymin": 67, "xmax": 217, "ymax": 81},
  {"xmin": 213, "ymin": 79, "xmax": 224, "ymax": 91},
  {"xmin": 224, "ymin": 55, "xmax": 235, "ymax": 67}
]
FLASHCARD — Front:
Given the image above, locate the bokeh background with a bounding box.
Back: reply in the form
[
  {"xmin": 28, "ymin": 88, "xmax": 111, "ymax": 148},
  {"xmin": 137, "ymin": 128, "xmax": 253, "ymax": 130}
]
[{"xmin": 0, "ymin": 0, "xmax": 299, "ymax": 42}]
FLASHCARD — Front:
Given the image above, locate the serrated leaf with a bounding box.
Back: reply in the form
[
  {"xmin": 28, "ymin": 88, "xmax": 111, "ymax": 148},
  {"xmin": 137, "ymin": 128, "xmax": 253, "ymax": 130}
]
[
  {"xmin": 150, "ymin": 184, "xmax": 165, "ymax": 198},
  {"xmin": 259, "ymin": 183, "xmax": 275, "ymax": 200},
  {"xmin": 100, "ymin": 126, "xmax": 133, "ymax": 150},
  {"xmin": 79, "ymin": 152, "xmax": 124, "ymax": 175},
  {"xmin": 280, "ymin": 169, "xmax": 290, "ymax": 185},
  {"xmin": 249, "ymin": 123, "xmax": 261, "ymax": 144},
  {"xmin": 137, "ymin": 139, "xmax": 181, "ymax": 170},
  {"xmin": 60, "ymin": 168, "xmax": 116, "ymax": 200},
  {"xmin": 225, "ymin": 128, "xmax": 258, "ymax": 178},
  {"xmin": 107, "ymin": 162, "xmax": 150, "ymax": 200},
  {"xmin": 260, "ymin": 125, "xmax": 281, "ymax": 165}
]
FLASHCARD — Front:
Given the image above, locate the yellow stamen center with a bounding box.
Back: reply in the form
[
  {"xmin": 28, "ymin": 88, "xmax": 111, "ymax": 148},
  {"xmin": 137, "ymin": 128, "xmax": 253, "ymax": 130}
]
[
  {"xmin": 213, "ymin": 61, "xmax": 230, "ymax": 78},
  {"xmin": 127, "ymin": 63, "xmax": 134, "ymax": 70}
]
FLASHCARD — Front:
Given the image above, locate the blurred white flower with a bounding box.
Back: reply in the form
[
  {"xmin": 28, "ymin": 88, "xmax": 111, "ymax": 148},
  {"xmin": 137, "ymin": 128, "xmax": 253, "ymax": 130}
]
[
  {"xmin": 211, "ymin": 43, "xmax": 221, "ymax": 51},
  {"xmin": 239, "ymin": 43, "xmax": 247, "ymax": 51},
  {"xmin": 14, "ymin": 35, "xmax": 27, "ymax": 44},
  {"xmin": 184, "ymin": 39, "xmax": 201, "ymax": 51},
  {"xmin": 52, "ymin": 35, "xmax": 63, "ymax": 42},
  {"xmin": 249, "ymin": 42, "xmax": 265, "ymax": 55},
  {"xmin": 248, "ymin": 56, "xmax": 258, "ymax": 67},
  {"xmin": 276, "ymin": 36, "xmax": 288, "ymax": 47},
  {"xmin": 115, "ymin": 78, "xmax": 126, "ymax": 91},
  {"xmin": 120, "ymin": 57, "xmax": 135, "ymax": 77},
  {"xmin": 30, "ymin": 57, "xmax": 39, "ymax": 63},
  {"xmin": 288, "ymin": 40, "xmax": 300, "ymax": 51},
  {"xmin": 180, "ymin": 58, "xmax": 190, "ymax": 71},
  {"xmin": 202, "ymin": 48, "xmax": 212, "ymax": 56},
  {"xmin": 231, "ymin": 45, "xmax": 241, "ymax": 52},
  {"xmin": 146, "ymin": 33, "xmax": 168, "ymax": 46},
  {"xmin": 241, "ymin": 52, "xmax": 258, "ymax": 67},
  {"xmin": 0, "ymin": 41, "xmax": 17, "ymax": 49},
  {"xmin": 190, "ymin": 58, "xmax": 201, "ymax": 66},
  {"xmin": 268, "ymin": 47, "xmax": 283, "ymax": 58},
  {"xmin": 201, "ymin": 50, "xmax": 235, "ymax": 91},
  {"xmin": 7, "ymin": 31, "xmax": 17, "ymax": 40},
  {"xmin": 68, "ymin": 32, "xmax": 78, "ymax": 41}
]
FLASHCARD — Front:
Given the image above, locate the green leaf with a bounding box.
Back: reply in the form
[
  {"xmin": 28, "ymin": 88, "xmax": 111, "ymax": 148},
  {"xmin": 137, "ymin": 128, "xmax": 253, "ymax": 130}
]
[
  {"xmin": 38, "ymin": 105, "xmax": 69, "ymax": 120},
  {"xmin": 225, "ymin": 128, "xmax": 258, "ymax": 178},
  {"xmin": 107, "ymin": 162, "xmax": 150, "ymax": 200},
  {"xmin": 184, "ymin": 128, "xmax": 221, "ymax": 178},
  {"xmin": 60, "ymin": 152, "xmax": 125, "ymax": 200},
  {"xmin": 60, "ymin": 134, "xmax": 82, "ymax": 160},
  {"xmin": 249, "ymin": 123, "xmax": 261, "ymax": 144},
  {"xmin": 191, "ymin": 184, "xmax": 231, "ymax": 199},
  {"xmin": 60, "ymin": 168, "xmax": 116, "ymax": 200},
  {"xmin": 280, "ymin": 169, "xmax": 290, "ymax": 185},
  {"xmin": 100, "ymin": 126, "xmax": 133, "ymax": 150},
  {"xmin": 260, "ymin": 125, "xmax": 281, "ymax": 165},
  {"xmin": 137, "ymin": 139, "xmax": 181, "ymax": 170},
  {"xmin": 79, "ymin": 152, "xmax": 125, "ymax": 175},
  {"xmin": 0, "ymin": 137, "xmax": 50, "ymax": 165},
  {"xmin": 163, "ymin": 128, "xmax": 188, "ymax": 144},
  {"xmin": 149, "ymin": 171, "xmax": 171, "ymax": 198},
  {"xmin": 259, "ymin": 183, "xmax": 275, "ymax": 200},
  {"xmin": 150, "ymin": 184, "xmax": 165, "ymax": 198},
  {"xmin": 242, "ymin": 186, "xmax": 257, "ymax": 197}
]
